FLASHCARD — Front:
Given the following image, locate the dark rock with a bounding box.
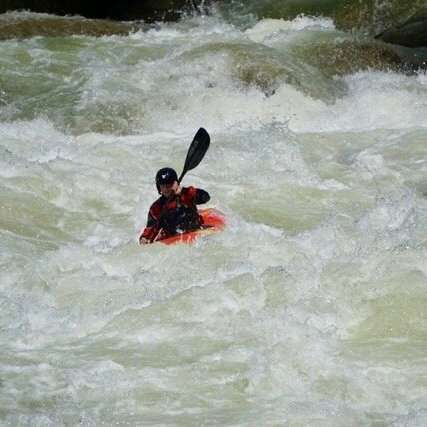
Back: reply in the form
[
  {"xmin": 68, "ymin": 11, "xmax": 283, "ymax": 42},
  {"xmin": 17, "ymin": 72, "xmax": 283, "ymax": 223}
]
[
  {"xmin": 334, "ymin": 0, "xmax": 426, "ymax": 37},
  {"xmin": 0, "ymin": 0, "xmax": 203, "ymax": 21},
  {"xmin": 375, "ymin": 8, "xmax": 427, "ymax": 48}
]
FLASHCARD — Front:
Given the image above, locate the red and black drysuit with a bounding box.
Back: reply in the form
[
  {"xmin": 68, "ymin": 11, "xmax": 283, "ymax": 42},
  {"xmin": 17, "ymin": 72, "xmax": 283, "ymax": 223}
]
[{"xmin": 139, "ymin": 186, "xmax": 210, "ymax": 243}]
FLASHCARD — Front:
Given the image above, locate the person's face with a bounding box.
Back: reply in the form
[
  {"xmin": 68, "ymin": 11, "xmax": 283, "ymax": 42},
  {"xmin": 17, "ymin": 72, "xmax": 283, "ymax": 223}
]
[{"xmin": 159, "ymin": 180, "xmax": 178, "ymax": 198}]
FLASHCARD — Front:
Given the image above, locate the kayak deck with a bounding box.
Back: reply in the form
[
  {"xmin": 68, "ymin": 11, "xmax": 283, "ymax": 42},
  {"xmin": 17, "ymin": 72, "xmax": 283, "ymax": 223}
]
[{"xmin": 158, "ymin": 208, "xmax": 225, "ymax": 245}]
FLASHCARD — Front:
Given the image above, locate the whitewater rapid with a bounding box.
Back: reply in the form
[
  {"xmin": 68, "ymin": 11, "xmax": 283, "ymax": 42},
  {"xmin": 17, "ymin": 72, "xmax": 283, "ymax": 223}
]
[{"xmin": 1, "ymin": 10, "xmax": 427, "ymax": 426}]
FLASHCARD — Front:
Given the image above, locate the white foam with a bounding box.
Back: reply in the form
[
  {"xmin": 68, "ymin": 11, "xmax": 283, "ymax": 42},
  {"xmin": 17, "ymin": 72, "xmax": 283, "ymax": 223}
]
[
  {"xmin": 0, "ymin": 118, "xmax": 71, "ymax": 163},
  {"xmin": 263, "ymin": 71, "xmax": 427, "ymax": 133},
  {"xmin": 246, "ymin": 15, "xmax": 335, "ymax": 44}
]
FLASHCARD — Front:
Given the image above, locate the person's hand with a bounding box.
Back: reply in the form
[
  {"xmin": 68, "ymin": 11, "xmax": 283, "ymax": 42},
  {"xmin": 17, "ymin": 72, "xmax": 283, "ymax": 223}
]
[
  {"xmin": 139, "ymin": 236, "xmax": 151, "ymax": 245},
  {"xmin": 172, "ymin": 181, "xmax": 181, "ymax": 195}
]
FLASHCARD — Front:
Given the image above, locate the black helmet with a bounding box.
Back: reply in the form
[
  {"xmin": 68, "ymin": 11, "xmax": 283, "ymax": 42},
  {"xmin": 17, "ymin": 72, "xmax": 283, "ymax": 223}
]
[{"xmin": 156, "ymin": 167, "xmax": 178, "ymax": 193}]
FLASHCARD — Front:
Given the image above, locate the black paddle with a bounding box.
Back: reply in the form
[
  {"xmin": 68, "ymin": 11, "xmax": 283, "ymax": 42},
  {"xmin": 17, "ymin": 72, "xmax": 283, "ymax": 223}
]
[{"xmin": 178, "ymin": 127, "xmax": 210, "ymax": 184}]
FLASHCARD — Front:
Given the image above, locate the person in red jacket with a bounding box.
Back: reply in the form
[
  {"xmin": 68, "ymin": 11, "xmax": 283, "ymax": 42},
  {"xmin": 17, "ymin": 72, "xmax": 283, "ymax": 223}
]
[{"xmin": 139, "ymin": 167, "xmax": 210, "ymax": 244}]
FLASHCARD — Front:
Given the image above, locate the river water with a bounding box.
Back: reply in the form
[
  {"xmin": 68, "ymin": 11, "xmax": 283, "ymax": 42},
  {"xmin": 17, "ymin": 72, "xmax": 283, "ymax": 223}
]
[{"xmin": 1, "ymin": 6, "xmax": 427, "ymax": 426}]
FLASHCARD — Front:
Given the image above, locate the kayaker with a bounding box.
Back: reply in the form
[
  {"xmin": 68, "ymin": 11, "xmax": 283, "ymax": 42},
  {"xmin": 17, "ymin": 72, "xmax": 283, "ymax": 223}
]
[{"xmin": 139, "ymin": 167, "xmax": 210, "ymax": 244}]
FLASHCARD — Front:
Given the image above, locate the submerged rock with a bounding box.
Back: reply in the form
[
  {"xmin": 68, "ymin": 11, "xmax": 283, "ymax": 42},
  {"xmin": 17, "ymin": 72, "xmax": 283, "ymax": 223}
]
[
  {"xmin": 0, "ymin": 13, "xmax": 138, "ymax": 39},
  {"xmin": 299, "ymin": 39, "xmax": 404, "ymax": 76},
  {"xmin": 182, "ymin": 41, "xmax": 310, "ymax": 98}
]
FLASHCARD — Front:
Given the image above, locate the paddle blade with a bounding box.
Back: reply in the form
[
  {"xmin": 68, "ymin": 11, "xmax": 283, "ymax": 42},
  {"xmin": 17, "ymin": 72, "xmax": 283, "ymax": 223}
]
[{"xmin": 178, "ymin": 127, "xmax": 210, "ymax": 183}]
